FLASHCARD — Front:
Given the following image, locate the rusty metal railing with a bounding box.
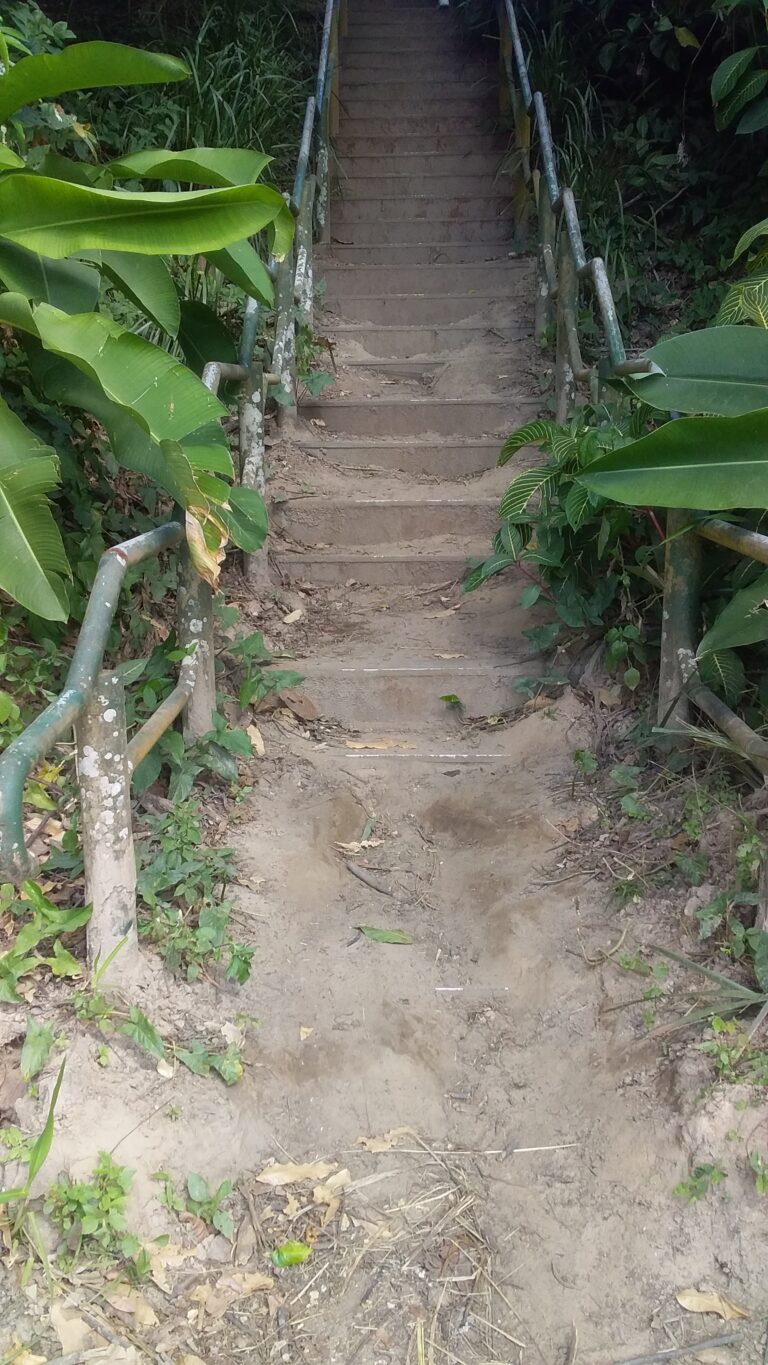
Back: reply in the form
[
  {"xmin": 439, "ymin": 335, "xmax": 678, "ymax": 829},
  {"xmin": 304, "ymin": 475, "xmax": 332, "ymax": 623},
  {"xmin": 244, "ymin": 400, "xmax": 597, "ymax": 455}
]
[{"xmin": 0, "ymin": 0, "xmax": 346, "ymax": 974}]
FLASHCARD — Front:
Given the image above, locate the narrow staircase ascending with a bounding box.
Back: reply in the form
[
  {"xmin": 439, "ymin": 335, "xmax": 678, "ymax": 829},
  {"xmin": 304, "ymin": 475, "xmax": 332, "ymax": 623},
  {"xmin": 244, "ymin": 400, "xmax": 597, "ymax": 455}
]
[{"xmin": 272, "ymin": 0, "xmax": 542, "ymax": 740}]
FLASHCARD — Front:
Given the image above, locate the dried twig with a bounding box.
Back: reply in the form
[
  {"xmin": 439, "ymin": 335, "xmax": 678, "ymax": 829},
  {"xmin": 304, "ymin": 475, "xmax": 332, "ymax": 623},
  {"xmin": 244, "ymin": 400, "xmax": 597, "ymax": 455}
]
[
  {"xmin": 610, "ymin": 1332, "xmax": 740, "ymax": 1365},
  {"xmin": 345, "ymin": 861, "xmax": 394, "ymax": 896}
]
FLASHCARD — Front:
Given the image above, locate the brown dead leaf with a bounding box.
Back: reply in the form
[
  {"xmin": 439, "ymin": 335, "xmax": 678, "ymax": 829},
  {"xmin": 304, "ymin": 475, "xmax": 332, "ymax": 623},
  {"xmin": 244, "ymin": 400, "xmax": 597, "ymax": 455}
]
[
  {"xmin": 299, "ymin": 1025, "xmax": 314, "ymax": 1041},
  {"xmin": 50, "ymin": 1301, "xmax": 106, "ymax": 1352},
  {"xmin": 676, "ymin": 1288, "xmax": 748, "ymax": 1321},
  {"xmin": 149, "ymin": 1241, "xmax": 195, "ymax": 1293},
  {"xmin": 13, "ymin": 1351, "xmax": 47, "ymax": 1365},
  {"xmin": 104, "ymin": 1287, "xmax": 158, "ymax": 1328},
  {"xmin": 313, "ymin": 1168, "xmax": 351, "ymax": 1226},
  {"xmin": 190, "ymin": 1271, "xmax": 274, "ymax": 1318},
  {"xmin": 283, "ymin": 1190, "xmax": 300, "ymax": 1217},
  {"xmin": 281, "ymin": 690, "xmax": 320, "ymax": 722},
  {"xmin": 247, "ymin": 723, "xmax": 266, "ymax": 758},
  {"xmin": 234, "ymin": 1215, "xmax": 258, "ymax": 1265},
  {"xmin": 356, "ymin": 1125, "xmax": 416, "ymax": 1153},
  {"xmin": 177, "ymin": 1357, "xmax": 207, "ymax": 1365},
  {"xmin": 344, "ymin": 738, "xmax": 414, "ymax": 752},
  {"xmin": 255, "ymin": 1159, "xmax": 337, "ymax": 1186},
  {"xmin": 336, "ymin": 838, "xmax": 383, "ymax": 853},
  {"xmin": 597, "ymin": 686, "xmax": 622, "ymax": 707},
  {"xmin": 282, "ymin": 608, "xmax": 304, "ymax": 624}
]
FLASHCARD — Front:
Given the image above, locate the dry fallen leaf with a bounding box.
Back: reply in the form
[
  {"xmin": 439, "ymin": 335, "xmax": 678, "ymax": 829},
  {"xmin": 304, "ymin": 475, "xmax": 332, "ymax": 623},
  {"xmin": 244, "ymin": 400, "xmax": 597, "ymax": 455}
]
[
  {"xmin": 234, "ymin": 1215, "xmax": 258, "ymax": 1266},
  {"xmin": 336, "ymin": 838, "xmax": 383, "ymax": 853},
  {"xmin": 247, "ymin": 723, "xmax": 266, "ymax": 758},
  {"xmin": 356, "ymin": 1125, "xmax": 416, "ymax": 1153},
  {"xmin": 156, "ymin": 1057, "xmax": 174, "ymax": 1079},
  {"xmin": 299, "ymin": 1025, "xmax": 314, "ymax": 1041},
  {"xmin": 283, "ymin": 1190, "xmax": 300, "ymax": 1218},
  {"xmin": 12, "ymin": 1350, "xmax": 47, "ymax": 1365},
  {"xmin": 597, "ymin": 686, "xmax": 622, "ymax": 707},
  {"xmin": 50, "ymin": 1302, "xmax": 106, "ymax": 1353},
  {"xmin": 281, "ymin": 690, "xmax": 320, "ymax": 722},
  {"xmin": 344, "ymin": 738, "xmax": 414, "ymax": 751},
  {"xmin": 676, "ymin": 1288, "xmax": 749, "ymax": 1321},
  {"xmin": 282, "ymin": 608, "xmax": 304, "ymax": 624},
  {"xmin": 190, "ymin": 1271, "xmax": 274, "ymax": 1318},
  {"xmin": 104, "ymin": 1287, "xmax": 158, "ymax": 1328},
  {"xmin": 177, "ymin": 1357, "xmax": 207, "ymax": 1365},
  {"xmin": 149, "ymin": 1241, "xmax": 195, "ymax": 1293},
  {"xmin": 255, "ymin": 1159, "xmax": 337, "ymax": 1186}
]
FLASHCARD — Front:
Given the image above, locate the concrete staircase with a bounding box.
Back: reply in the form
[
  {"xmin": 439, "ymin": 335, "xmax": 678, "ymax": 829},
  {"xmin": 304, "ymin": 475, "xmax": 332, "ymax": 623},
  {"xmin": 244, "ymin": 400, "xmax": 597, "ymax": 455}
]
[{"xmin": 272, "ymin": 0, "xmax": 542, "ymax": 741}]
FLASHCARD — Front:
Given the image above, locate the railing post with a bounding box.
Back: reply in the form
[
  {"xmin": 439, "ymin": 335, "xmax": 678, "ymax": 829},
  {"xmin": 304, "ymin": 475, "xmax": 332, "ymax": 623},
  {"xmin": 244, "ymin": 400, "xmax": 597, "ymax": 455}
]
[
  {"xmin": 330, "ymin": 8, "xmax": 340, "ymax": 141},
  {"xmin": 555, "ymin": 229, "xmax": 577, "ymax": 422},
  {"xmin": 534, "ymin": 176, "xmax": 555, "ymax": 347},
  {"xmin": 295, "ymin": 175, "xmax": 315, "ymax": 335},
  {"xmin": 272, "ymin": 253, "xmax": 298, "ymax": 422},
  {"xmin": 239, "ymin": 363, "xmax": 270, "ymax": 587},
  {"xmin": 75, "ymin": 670, "xmax": 139, "ymax": 980},
  {"xmin": 178, "ymin": 548, "xmax": 216, "ymax": 740},
  {"xmin": 657, "ymin": 510, "xmax": 702, "ymax": 739}
]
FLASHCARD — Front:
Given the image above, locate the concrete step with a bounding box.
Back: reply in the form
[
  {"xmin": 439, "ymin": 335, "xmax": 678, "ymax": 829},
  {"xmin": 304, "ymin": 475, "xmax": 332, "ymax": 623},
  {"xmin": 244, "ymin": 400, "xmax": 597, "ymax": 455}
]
[
  {"xmin": 330, "ymin": 218, "xmax": 513, "ymax": 246},
  {"xmin": 341, "ymin": 100, "xmax": 496, "ymax": 121},
  {"xmin": 324, "ymin": 293, "xmax": 514, "ymax": 325},
  {"xmin": 343, "ymin": 39, "xmax": 463, "ymax": 55},
  {"xmin": 336, "ymin": 152, "xmax": 505, "ymax": 177},
  {"xmin": 272, "ymin": 492, "xmax": 500, "ymax": 546},
  {"xmin": 289, "ymin": 658, "xmax": 532, "ymax": 725},
  {"xmin": 333, "ymin": 198, "xmax": 509, "ymax": 224},
  {"xmin": 298, "ymin": 438, "xmax": 502, "ymax": 477},
  {"xmin": 338, "ymin": 173, "xmax": 507, "ymax": 198},
  {"xmin": 299, "ymin": 397, "xmax": 524, "ymax": 437},
  {"xmin": 320, "ymin": 243, "xmax": 520, "ymax": 265},
  {"xmin": 336, "ymin": 115, "xmax": 497, "ymax": 136},
  {"xmin": 274, "ymin": 545, "xmax": 482, "ymax": 586},
  {"xmin": 319, "ymin": 261, "xmax": 525, "ymax": 294},
  {"xmin": 325, "ymin": 321, "xmax": 529, "ymax": 356},
  {"xmin": 335, "ymin": 134, "xmax": 508, "ymax": 156},
  {"xmin": 343, "ymin": 57, "xmax": 489, "ymax": 76}
]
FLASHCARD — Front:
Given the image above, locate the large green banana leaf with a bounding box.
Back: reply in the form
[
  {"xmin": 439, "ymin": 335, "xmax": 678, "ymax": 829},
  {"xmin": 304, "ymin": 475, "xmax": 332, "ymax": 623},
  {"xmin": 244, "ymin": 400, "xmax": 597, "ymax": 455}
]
[
  {"xmin": 86, "ymin": 249, "xmax": 181, "ymax": 335},
  {"xmin": 206, "ymin": 240, "xmax": 274, "ymax": 304},
  {"xmin": 625, "ymin": 326, "xmax": 768, "ymax": 416},
  {"xmin": 0, "ymin": 176, "xmax": 292, "ymax": 259},
  {"xmin": 107, "ymin": 147, "xmax": 272, "ymax": 188},
  {"xmin": 578, "ymin": 408, "xmax": 768, "ymax": 510},
  {"xmin": 0, "ymin": 396, "xmax": 69, "ymax": 621},
  {"xmin": 178, "ymin": 300, "xmax": 237, "ymax": 374},
  {"xmin": 698, "ymin": 570, "xmax": 768, "ymax": 655},
  {"xmin": 0, "ymin": 295, "xmax": 225, "ymax": 441},
  {"xmin": 0, "ymin": 237, "xmax": 99, "ymax": 311},
  {"xmin": 0, "ymin": 43, "xmax": 187, "ymax": 124}
]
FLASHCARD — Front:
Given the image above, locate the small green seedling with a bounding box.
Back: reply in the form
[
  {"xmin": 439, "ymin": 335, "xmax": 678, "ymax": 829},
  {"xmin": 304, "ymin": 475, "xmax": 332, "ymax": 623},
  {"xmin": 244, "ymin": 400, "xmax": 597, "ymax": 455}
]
[
  {"xmin": 440, "ymin": 693, "xmax": 464, "ymax": 711},
  {"xmin": 45, "ymin": 1152, "xmax": 143, "ymax": 1269},
  {"xmin": 673, "ymin": 1163, "xmax": 727, "ymax": 1203},
  {"xmin": 749, "ymin": 1151, "xmax": 768, "ymax": 1196},
  {"xmin": 185, "ymin": 1172, "xmax": 234, "ymax": 1239}
]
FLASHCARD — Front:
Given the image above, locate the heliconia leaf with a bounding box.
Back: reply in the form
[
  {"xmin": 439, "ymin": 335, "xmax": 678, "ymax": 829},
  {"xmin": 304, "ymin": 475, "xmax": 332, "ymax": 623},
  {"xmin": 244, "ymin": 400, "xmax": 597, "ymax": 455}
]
[
  {"xmin": 0, "ymin": 42, "xmax": 188, "ymax": 124},
  {"xmin": 206, "ymin": 240, "xmax": 274, "ymax": 304},
  {"xmin": 697, "ymin": 569, "xmax": 768, "ymax": 655},
  {"xmin": 498, "ymin": 419, "xmax": 577, "ymax": 468},
  {"xmin": 0, "ymin": 146, "xmax": 24, "ymax": 170},
  {"xmin": 0, "ymin": 237, "xmax": 99, "ymax": 311},
  {"xmin": 178, "ymin": 299, "xmax": 237, "ymax": 374},
  {"xmin": 625, "ymin": 326, "xmax": 768, "ymax": 415},
  {"xmin": 0, "ymin": 176, "xmax": 293, "ymax": 260},
  {"xmin": 0, "ymin": 395, "xmax": 69, "ymax": 620},
  {"xmin": 711, "ymin": 47, "xmax": 758, "ymax": 105},
  {"xmin": 220, "ymin": 484, "xmax": 268, "ymax": 553},
  {"xmin": 499, "ymin": 466, "xmax": 556, "ymax": 519},
  {"xmin": 1, "ymin": 298, "xmax": 226, "ymax": 442},
  {"xmin": 95, "ymin": 249, "xmax": 180, "ymax": 336},
  {"xmin": 578, "ymin": 408, "xmax": 768, "ymax": 510},
  {"xmin": 107, "ymin": 146, "xmax": 272, "ymax": 188}
]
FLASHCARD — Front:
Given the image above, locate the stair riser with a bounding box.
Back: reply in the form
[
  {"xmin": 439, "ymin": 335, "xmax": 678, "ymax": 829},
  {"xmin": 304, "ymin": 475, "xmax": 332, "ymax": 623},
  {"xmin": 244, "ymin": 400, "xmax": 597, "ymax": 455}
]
[
  {"xmin": 275, "ymin": 551, "xmax": 478, "ymax": 587},
  {"xmin": 320, "ymin": 262, "xmax": 525, "ymax": 293},
  {"xmin": 272, "ymin": 498, "xmax": 499, "ymax": 545},
  {"xmin": 338, "ymin": 173, "xmax": 507, "ymax": 197},
  {"xmin": 299, "ymin": 441, "xmax": 500, "ymax": 476},
  {"xmin": 336, "ymin": 153, "xmax": 505, "ymax": 176},
  {"xmin": 325, "ymin": 295, "xmax": 515, "ymax": 325},
  {"xmin": 320, "ymin": 243, "xmax": 519, "ymax": 265},
  {"xmin": 341, "ymin": 101, "xmax": 496, "ymax": 121},
  {"xmin": 294, "ymin": 668, "xmax": 526, "ymax": 725},
  {"xmin": 327, "ymin": 322, "xmax": 527, "ymax": 354},
  {"xmin": 342, "ymin": 60, "xmax": 490, "ymax": 78},
  {"xmin": 334, "ymin": 199, "xmax": 509, "ymax": 224},
  {"xmin": 300, "ymin": 401, "xmax": 525, "ymax": 437},
  {"xmin": 330, "ymin": 219, "xmax": 513, "ymax": 245},
  {"xmin": 335, "ymin": 116, "xmax": 496, "ymax": 136},
  {"xmin": 335, "ymin": 135, "xmax": 507, "ymax": 155},
  {"xmin": 343, "ymin": 40, "xmax": 464, "ymax": 56}
]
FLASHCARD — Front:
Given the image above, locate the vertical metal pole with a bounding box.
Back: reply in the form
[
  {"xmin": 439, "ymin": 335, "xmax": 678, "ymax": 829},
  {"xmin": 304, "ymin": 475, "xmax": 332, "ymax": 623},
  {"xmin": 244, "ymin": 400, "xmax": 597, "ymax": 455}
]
[
  {"xmin": 534, "ymin": 175, "xmax": 555, "ymax": 347},
  {"xmin": 316, "ymin": 58, "xmax": 333, "ymax": 244},
  {"xmin": 295, "ymin": 175, "xmax": 316, "ymax": 335},
  {"xmin": 329, "ymin": 10, "xmax": 340, "ymax": 141},
  {"xmin": 657, "ymin": 510, "xmax": 702, "ymax": 738},
  {"xmin": 498, "ymin": 3, "xmax": 512, "ymax": 120},
  {"xmin": 239, "ymin": 363, "xmax": 270, "ymax": 587},
  {"xmin": 555, "ymin": 229, "xmax": 577, "ymax": 422},
  {"xmin": 75, "ymin": 670, "xmax": 139, "ymax": 980},
  {"xmin": 272, "ymin": 254, "xmax": 297, "ymax": 421},
  {"xmin": 178, "ymin": 547, "xmax": 216, "ymax": 740}
]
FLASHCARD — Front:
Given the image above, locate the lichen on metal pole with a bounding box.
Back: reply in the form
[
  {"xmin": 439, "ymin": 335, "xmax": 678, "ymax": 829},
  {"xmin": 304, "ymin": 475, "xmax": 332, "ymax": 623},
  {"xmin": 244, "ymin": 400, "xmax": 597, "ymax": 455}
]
[
  {"xmin": 535, "ymin": 175, "xmax": 555, "ymax": 347},
  {"xmin": 657, "ymin": 509, "xmax": 702, "ymax": 737},
  {"xmin": 272, "ymin": 253, "xmax": 298, "ymax": 422},
  {"xmin": 178, "ymin": 546, "xmax": 216, "ymax": 741},
  {"xmin": 75, "ymin": 670, "xmax": 139, "ymax": 979},
  {"xmin": 555, "ymin": 229, "xmax": 577, "ymax": 422},
  {"xmin": 239, "ymin": 363, "xmax": 270, "ymax": 587}
]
